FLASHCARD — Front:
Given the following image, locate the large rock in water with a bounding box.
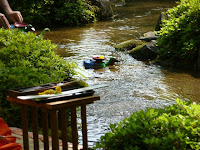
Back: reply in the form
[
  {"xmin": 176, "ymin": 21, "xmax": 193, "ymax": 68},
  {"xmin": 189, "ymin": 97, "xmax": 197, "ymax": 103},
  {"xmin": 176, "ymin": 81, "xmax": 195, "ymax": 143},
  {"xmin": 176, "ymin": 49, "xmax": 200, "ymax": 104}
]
[
  {"xmin": 91, "ymin": 0, "xmax": 113, "ymax": 18},
  {"xmin": 139, "ymin": 31, "xmax": 158, "ymax": 42},
  {"xmin": 110, "ymin": 0, "xmax": 125, "ymax": 7},
  {"xmin": 114, "ymin": 39, "xmax": 146, "ymax": 51},
  {"xmin": 128, "ymin": 42, "xmax": 159, "ymax": 61}
]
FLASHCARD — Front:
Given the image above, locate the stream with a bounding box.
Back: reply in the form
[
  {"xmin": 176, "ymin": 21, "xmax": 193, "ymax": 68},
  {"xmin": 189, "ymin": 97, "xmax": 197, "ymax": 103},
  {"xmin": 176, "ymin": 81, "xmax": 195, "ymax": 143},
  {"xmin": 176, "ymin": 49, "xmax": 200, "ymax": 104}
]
[{"xmin": 43, "ymin": 0, "xmax": 200, "ymax": 147}]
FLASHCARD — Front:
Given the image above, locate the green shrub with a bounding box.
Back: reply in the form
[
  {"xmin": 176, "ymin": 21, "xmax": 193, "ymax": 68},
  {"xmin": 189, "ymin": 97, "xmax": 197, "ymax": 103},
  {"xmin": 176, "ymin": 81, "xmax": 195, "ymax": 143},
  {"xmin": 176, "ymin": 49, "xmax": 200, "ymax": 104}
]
[
  {"xmin": 0, "ymin": 29, "xmax": 77, "ymax": 127},
  {"xmin": 157, "ymin": 0, "xmax": 200, "ymax": 65},
  {"xmin": 95, "ymin": 99, "xmax": 200, "ymax": 150},
  {"xmin": 10, "ymin": 0, "xmax": 103, "ymax": 28}
]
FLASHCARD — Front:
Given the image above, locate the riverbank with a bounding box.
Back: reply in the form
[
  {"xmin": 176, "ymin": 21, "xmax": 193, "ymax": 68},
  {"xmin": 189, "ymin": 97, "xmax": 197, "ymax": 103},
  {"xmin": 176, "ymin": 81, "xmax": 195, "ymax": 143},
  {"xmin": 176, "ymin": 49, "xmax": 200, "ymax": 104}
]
[
  {"xmin": 114, "ymin": 30, "xmax": 199, "ymax": 71},
  {"xmin": 114, "ymin": 4, "xmax": 200, "ymax": 72},
  {"xmin": 42, "ymin": 1, "xmax": 200, "ymax": 146}
]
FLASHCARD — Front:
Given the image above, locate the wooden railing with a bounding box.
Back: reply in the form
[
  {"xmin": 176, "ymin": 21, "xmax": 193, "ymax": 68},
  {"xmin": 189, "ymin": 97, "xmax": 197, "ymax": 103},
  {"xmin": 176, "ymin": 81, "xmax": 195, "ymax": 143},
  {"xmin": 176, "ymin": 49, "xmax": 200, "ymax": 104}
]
[{"xmin": 7, "ymin": 95, "xmax": 100, "ymax": 150}]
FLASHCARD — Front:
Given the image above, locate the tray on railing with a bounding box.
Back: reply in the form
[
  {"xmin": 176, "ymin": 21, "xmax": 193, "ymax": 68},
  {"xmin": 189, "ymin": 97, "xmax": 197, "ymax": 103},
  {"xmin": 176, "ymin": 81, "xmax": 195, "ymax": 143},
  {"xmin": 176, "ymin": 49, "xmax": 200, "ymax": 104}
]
[
  {"xmin": 34, "ymin": 89, "xmax": 95, "ymax": 103},
  {"xmin": 9, "ymin": 81, "xmax": 81, "ymax": 96},
  {"xmin": 8, "ymin": 81, "xmax": 96, "ymax": 103}
]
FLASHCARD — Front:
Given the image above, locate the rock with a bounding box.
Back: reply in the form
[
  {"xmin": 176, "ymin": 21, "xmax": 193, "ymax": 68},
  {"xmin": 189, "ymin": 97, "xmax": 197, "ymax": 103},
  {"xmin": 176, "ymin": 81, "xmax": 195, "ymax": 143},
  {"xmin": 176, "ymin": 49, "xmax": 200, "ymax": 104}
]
[
  {"xmin": 114, "ymin": 2, "xmax": 125, "ymax": 7},
  {"xmin": 139, "ymin": 31, "xmax": 158, "ymax": 42},
  {"xmin": 110, "ymin": 0, "xmax": 125, "ymax": 7},
  {"xmin": 128, "ymin": 42, "xmax": 159, "ymax": 61},
  {"xmin": 155, "ymin": 12, "xmax": 169, "ymax": 31},
  {"xmin": 114, "ymin": 35, "xmax": 158, "ymax": 61},
  {"xmin": 114, "ymin": 39, "xmax": 146, "ymax": 51},
  {"xmin": 91, "ymin": 0, "xmax": 113, "ymax": 18}
]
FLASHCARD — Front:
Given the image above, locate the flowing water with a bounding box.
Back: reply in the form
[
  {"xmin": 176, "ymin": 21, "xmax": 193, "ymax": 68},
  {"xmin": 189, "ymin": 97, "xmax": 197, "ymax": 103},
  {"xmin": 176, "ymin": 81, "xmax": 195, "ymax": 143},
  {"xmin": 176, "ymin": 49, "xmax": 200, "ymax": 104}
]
[{"xmin": 43, "ymin": 0, "xmax": 200, "ymax": 147}]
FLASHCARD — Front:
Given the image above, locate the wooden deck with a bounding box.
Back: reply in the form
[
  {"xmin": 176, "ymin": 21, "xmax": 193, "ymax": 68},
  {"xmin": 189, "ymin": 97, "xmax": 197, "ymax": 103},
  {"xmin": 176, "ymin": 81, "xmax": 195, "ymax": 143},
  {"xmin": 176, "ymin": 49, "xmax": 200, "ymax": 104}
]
[{"xmin": 11, "ymin": 127, "xmax": 83, "ymax": 150}]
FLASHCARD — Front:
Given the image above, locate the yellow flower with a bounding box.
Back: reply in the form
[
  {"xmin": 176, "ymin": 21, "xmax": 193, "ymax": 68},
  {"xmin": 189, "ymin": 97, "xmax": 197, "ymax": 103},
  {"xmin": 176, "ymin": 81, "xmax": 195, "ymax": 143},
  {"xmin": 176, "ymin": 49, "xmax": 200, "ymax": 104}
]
[
  {"xmin": 38, "ymin": 89, "xmax": 56, "ymax": 95},
  {"xmin": 99, "ymin": 55, "xmax": 104, "ymax": 59},
  {"xmin": 55, "ymin": 86, "xmax": 62, "ymax": 94},
  {"xmin": 38, "ymin": 86, "xmax": 62, "ymax": 95}
]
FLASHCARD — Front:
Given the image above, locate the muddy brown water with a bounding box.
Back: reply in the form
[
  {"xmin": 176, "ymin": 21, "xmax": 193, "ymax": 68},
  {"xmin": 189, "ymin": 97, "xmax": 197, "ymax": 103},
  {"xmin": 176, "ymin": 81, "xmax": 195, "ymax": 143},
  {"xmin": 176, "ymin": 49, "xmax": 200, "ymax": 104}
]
[{"xmin": 42, "ymin": 0, "xmax": 200, "ymax": 146}]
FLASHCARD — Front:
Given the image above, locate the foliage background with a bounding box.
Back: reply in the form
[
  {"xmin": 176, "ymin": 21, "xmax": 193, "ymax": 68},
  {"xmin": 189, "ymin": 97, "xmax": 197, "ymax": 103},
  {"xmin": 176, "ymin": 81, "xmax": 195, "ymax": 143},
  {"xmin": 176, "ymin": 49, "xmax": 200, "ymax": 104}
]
[
  {"xmin": 10, "ymin": 0, "xmax": 105, "ymax": 28},
  {"xmin": 0, "ymin": 29, "xmax": 77, "ymax": 126},
  {"xmin": 157, "ymin": 0, "xmax": 200, "ymax": 68},
  {"xmin": 95, "ymin": 99, "xmax": 200, "ymax": 150}
]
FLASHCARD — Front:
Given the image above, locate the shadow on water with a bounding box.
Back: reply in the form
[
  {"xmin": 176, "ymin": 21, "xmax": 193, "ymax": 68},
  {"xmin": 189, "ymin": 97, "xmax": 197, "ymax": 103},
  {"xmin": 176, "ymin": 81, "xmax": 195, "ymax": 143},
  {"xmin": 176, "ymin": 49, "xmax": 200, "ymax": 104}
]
[{"xmin": 42, "ymin": 0, "xmax": 200, "ymax": 146}]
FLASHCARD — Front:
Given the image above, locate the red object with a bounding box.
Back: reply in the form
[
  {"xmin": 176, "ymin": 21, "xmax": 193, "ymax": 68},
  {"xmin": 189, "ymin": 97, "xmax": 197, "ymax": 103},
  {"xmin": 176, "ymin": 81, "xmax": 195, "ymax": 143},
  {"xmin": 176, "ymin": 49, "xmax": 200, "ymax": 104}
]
[
  {"xmin": 92, "ymin": 56, "xmax": 105, "ymax": 60},
  {"xmin": 0, "ymin": 118, "xmax": 22, "ymax": 150},
  {"xmin": 13, "ymin": 22, "xmax": 28, "ymax": 28},
  {"xmin": 92, "ymin": 56, "xmax": 105, "ymax": 63}
]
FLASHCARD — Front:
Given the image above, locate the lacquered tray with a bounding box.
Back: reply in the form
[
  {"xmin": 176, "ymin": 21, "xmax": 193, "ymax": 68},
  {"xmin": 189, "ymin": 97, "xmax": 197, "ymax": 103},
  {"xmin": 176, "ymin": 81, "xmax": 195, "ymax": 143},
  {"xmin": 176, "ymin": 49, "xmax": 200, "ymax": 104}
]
[{"xmin": 8, "ymin": 81, "xmax": 95, "ymax": 103}]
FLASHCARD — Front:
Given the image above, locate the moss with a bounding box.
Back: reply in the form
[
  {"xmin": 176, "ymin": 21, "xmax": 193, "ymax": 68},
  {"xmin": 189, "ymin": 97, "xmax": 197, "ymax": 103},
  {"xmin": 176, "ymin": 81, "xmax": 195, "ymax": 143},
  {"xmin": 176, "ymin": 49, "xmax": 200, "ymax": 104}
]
[
  {"xmin": 114, "ymin": 39, "xmax": 146, "ymax": 51},
  {"xmin": 128, "ymin": 42, "xmax": 158, "ymax": 61},
  {"xmin": 128, "ymin": 44, "xmax": 146, "ymax": 55}
]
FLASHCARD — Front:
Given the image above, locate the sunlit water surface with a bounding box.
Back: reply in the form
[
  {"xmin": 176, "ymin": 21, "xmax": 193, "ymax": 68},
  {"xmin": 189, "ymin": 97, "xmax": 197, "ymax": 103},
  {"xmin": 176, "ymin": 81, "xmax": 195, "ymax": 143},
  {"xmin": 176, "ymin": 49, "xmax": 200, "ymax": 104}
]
[{"xmin": 43, "ymin": 0, "xmax": 200, "ymax": 147}]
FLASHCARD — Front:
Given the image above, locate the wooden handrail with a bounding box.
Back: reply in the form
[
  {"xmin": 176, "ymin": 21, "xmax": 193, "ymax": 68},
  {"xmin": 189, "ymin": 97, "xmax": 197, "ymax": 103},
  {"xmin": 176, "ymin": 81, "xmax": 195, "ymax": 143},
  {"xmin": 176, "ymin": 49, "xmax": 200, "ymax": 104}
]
[{"xmin": 7, "ymin": 95, "xmax": 100, "ymax": 150}]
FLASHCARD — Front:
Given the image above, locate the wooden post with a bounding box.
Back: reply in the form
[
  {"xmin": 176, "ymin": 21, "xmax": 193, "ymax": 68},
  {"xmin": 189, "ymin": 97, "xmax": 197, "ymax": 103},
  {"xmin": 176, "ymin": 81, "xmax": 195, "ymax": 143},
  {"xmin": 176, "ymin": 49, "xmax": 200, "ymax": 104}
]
[
  {"xmin": 31, "ymin": 107, "xmax": 39, "ymax": 150},
  {"xmin": 50, "ymin": 110, "xmax": 59, "ymax": 150},
  {"xmin": 81, "ymin": 105, "xmax": 88, "ymax": 150},
  {"xmin": 42, "ymin": 108, "xmax": 49, "ymax": 150},
  {"xmin": 7, "ymin": 94, "xmax": 100, "ymax": 150},
  {"xmin": 71, "ymin": 107, "xmax": 78, "ymax": 150},
  {"xmin": 61, "ymin": 109, "xmax": 68, "ymax": 150},
  {"xmin": 21, "ymin": 105, "xmax": 29, "ymax": 150}
]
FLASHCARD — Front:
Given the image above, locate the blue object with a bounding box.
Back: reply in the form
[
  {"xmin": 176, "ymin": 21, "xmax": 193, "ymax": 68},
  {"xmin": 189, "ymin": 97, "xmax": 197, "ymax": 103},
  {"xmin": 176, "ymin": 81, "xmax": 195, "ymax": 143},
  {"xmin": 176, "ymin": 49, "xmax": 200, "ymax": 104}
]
[
  {"xmin": 83, "ymin": 59, "xmax": 95, "ymax": 69},
  {"xmin": 10, "ymin": 24, "xmax": 15, "ymax": 29},
  {"xmin": 83, "ymin": 57, "xmax": 119, "ymax": 69},
  {"xmin": 10, "ymin": 23, "xmax": 35, "ymax": 32}
]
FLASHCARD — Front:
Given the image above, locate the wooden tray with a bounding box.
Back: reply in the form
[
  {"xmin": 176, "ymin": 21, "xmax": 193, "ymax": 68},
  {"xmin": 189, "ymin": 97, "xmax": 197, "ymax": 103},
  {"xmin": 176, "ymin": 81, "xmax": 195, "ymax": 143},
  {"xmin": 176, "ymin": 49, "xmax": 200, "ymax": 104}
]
[
  {"xmin": 34, "ymin": 90, "xmax": 95, "ymax": 103},
  {"xmin": 8, "ymin": 81, "xmax": 80, "ymax": 97}
]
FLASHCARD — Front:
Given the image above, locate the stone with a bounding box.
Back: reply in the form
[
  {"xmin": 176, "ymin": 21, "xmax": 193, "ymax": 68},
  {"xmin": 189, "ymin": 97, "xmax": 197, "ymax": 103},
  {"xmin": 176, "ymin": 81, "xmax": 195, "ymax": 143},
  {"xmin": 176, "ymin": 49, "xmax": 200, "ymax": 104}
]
[
  {"xmin": 139, "ymin": 31, "xmax": 158, "ymax": 42},
  {"xmin": 128, "ymin": 42, "xmax": 159, "ymax": 61},
  {"xmin": 110, "ymin": 0, "xmax": 126, "ymax": 7},
  {"xmin": 114, "ymin": 39, "xmax": 146, "ymax": 51},
  {"xmin": 91, "ymin": 0, "xmax": 113, "ymax": 18},
  {"xmin": 155, "ymin": 12, "xmax": 169, "ymax": 31}
]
